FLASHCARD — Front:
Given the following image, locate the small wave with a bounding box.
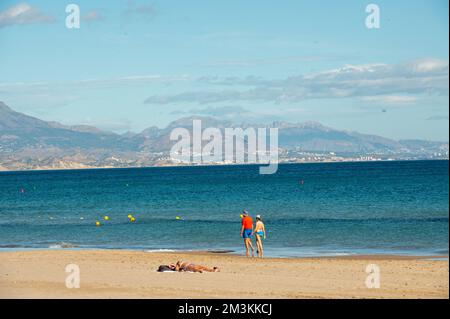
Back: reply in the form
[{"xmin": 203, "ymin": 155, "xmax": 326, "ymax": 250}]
[
  {"xmin": 145, "ymin": 249, "xmax": 177, "ymax": 253},
  {"xmin": 49, "ymin": 242, "xmax": 78, "ymax": 249},
  {"xmin": 208, "ymin": 250, "xmax": 235, "ymax": 254},
  {"xmin": 0, "ymin": 244, "xmax": 25, "ymax": 248}
]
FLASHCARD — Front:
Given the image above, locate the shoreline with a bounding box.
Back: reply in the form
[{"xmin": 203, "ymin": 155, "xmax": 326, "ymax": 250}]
[
  {"xmin": 0, "ymin": 249, "xmax": 448, "ymax": 298},
  {"xmin": 0, "ymin": 158, "xmax": 448, "ymax": 173},
  {"xmin": 0, "ymin": 246, "xmax": 448, "ymax": 260}
]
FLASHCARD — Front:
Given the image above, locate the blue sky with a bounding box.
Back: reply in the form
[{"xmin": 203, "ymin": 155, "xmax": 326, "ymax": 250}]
[{"xmin": 0, "ymin": 0, "xmax": 448, "ymax": 141}]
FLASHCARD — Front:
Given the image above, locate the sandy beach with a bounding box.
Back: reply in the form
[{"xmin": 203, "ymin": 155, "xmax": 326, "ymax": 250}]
[{"xmin": 0, "ymin": 250, "xmax": 448, "ymax": 299}]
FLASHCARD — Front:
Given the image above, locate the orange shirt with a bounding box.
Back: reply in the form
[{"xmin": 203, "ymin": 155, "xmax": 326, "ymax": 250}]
[{"xmin": 242, "ymin": 216, "xmax": 253, "ymax": 230}]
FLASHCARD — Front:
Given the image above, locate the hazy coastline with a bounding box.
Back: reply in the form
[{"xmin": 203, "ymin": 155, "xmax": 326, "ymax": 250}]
[{"xmin": 0, "ymin": 158, "xmax": 448, "ymax": 173}]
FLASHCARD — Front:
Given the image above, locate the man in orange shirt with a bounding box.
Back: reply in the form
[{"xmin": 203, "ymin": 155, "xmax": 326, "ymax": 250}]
[{"xmin": 240, "ymin": 210, "xmax": 255, "ymax": 257}]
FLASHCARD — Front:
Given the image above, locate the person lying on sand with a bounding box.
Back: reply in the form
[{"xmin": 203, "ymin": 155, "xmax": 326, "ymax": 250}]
[
  {"xmin": 157, "ymin": 262, "xmax": 220, "ymax": 273},
  {"xmin": 175, "ymin": 261, "xmax": 220, "ymax": 273},
  {"xmin": 157, "ymin": 264, "xmax": 176, "ymax": 272}
]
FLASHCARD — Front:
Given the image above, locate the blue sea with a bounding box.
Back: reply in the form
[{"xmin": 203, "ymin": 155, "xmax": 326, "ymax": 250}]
[{"xmin": 0, "ymin": 160, "xmax": 448, "ymax": 257}]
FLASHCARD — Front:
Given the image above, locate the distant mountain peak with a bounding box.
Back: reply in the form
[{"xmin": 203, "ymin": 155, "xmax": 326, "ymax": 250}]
[
  {"xmin": 0, "ymin": 101, "xmax": 11, "ymax": 110},
  {"xmin": 300, "ymin": 121, "xmax": 329, "ymax": 129},
  {"xmin": 0, "ymin": 102, "xmax": 50, "ymax": 130},
  {"xmin": 165, "ymin": 116, "xmax": 234, "ymax": 130}
]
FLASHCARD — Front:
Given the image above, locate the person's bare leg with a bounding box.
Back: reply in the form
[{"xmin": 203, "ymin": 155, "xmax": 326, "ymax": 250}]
[
  {"xmin": 197, "ymin": 265, "xmax": 220, "ymax": 272},
  {"xmin": 259, "ymin": 238, "xmax": 264, "ymax": 258},
  {"xmin": 258, "ymin": 236, "xmax": 263, "ymax": 258},
  {"xmin": 255, "ymin": 236, "xmax": 259, "ymax": 256},
  {"xmin": 256, "ymin": 236, "xmax": 262, "ymax": 258},
  {"xmin": 248, "ymin": 239, "xmax": 255, "ymax": 257},
  {"xmin": 244, "ymin": 238, "xmax": 250, "ymax": 257}
]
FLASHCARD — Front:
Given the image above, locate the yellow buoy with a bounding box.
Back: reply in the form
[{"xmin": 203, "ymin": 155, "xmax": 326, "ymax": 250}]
[
  {"xmin": 240, "ymin": 214, "xmax": 244, "ymax": 218},
  {"xmin": 95, "ymin": 221, "xmax": 101, "ymax": 226},
  {"xmin": 104, "ymin": 216, "xmax": 109, "ymax": 221},
  {"xmin": 175, "ymin": 216, "xmax": 181, "ymax": 220},
  {"xmin": 130, "ymin": 217, "xmax": 136, "ymax": 222},
  {"xmin": 127, "ymin": 214, "xmax": 133, "ymax": 219}
]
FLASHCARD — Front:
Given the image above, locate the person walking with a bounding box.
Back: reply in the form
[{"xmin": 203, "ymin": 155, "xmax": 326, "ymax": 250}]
[
  {"xmin": 240, "ymin": 210, "xmax": 255, "ymax": 257},
  {"xmin": 254, "ymin": 215, "xmax": 266, "ymax": 258}
]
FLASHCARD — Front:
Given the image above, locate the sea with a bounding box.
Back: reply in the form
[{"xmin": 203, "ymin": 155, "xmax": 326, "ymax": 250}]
[{"xmin": 0, "ymin": 160, "xmax": 448, "ymax": 257}]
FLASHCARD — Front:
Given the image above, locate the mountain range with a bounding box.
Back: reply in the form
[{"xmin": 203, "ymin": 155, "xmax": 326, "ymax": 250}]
[{"xmin": 0, "ymin": 101, "xmax": 448, "ymax": 170}]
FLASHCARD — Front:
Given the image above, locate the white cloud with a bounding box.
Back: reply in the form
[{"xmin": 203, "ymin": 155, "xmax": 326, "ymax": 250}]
[
  {"xmin": 426, "ymin": 115, "xmax": 449, "ymax": 121},
  {"xmin": 406, "ymin": 58, "xmax": 449, "ymax": 74},
  {"xmin": 144, "ymin": 58, "xmax": 449, "ymax": 105},
  {"xmin": 0, "ymin": 74, "xmax": 191, "ymax": 91},
  {"xmin": 81, "ymin": 11, "xmax": 103, "ymax": 23},
  {"xmin": 0, "ymin": 3, "xmax": 54, "ymax": 28},
  {"xmin": 361, "ymin": 95, "xmax": 418, "ymax": 105}
]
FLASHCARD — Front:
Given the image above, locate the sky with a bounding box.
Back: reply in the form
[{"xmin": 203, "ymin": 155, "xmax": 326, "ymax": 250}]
[{"xmin": 0, "ymin": 0, "xmax": 448, "ymax": 141}]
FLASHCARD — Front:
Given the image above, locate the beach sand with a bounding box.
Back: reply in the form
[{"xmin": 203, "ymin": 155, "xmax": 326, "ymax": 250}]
[{"xmin": 0, "ymin": 250, "xmax": 448, "ymax": 299}]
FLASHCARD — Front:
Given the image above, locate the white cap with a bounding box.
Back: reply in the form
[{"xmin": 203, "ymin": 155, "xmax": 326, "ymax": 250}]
[{"xmin": 256, "ymin": 215, "xmax": 261, "ymax": 219}]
